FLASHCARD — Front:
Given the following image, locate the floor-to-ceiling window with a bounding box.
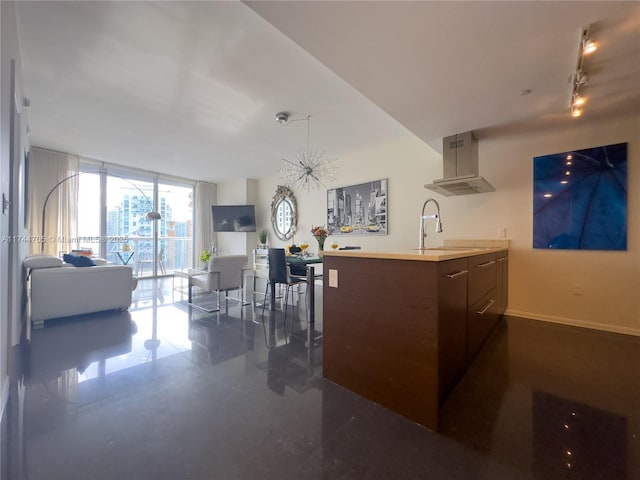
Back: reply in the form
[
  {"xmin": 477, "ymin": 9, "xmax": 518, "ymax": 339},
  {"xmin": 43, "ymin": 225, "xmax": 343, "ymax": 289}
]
[
  {"xmin": 157, "ymin": 180, "xmax": 193, "ymax": 276},
  {"xmin": 78, "ymin": 161, "xmax": 194, "ymax": 278},
  {"xmin": 106, "ymin": 172, "xmax": 155, "ymax": 276}
]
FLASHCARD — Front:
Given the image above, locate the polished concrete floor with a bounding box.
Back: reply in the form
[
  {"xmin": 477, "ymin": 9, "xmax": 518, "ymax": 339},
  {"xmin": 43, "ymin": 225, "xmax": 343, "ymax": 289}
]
[{"xmin": 2, "ymin": 278, "xmax": 638, "ymax": 479}]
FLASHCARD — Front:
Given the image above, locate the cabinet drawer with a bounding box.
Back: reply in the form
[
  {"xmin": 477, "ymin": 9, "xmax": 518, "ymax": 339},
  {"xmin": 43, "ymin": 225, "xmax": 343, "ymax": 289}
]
[
  {"xmin": 467, "ymin": 252, "xmax": 497, "ymax": 306},
  {"xmin": 467, "ymin": 288, "xmax": 500, "ymax": 364}
]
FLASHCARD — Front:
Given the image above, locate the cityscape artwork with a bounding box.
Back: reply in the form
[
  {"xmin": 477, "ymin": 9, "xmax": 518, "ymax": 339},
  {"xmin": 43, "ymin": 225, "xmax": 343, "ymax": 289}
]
[
  {"xmin": 533, "ymin": 142, "xmax": 627, "ymax": 250},
  {"xmin": 327, "ymin": 178, "xmax": 387, "ymax": 236}
]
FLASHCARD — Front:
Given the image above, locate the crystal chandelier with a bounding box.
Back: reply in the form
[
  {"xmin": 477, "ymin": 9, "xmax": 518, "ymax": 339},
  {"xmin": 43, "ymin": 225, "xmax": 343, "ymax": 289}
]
[{"xmin": 277, "ymin": 112, "xmax": 337, "ymax": 191}]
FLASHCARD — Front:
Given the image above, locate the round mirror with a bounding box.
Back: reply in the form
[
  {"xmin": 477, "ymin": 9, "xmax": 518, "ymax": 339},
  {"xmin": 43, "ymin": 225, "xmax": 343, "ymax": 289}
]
[{"xmin": 271, "ymin": 185, "xmax": 297, "ymax": 241}]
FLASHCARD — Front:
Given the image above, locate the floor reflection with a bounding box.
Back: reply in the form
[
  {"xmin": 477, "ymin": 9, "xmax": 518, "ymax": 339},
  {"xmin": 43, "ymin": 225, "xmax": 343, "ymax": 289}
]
[
  {"xmin": 260, "ymin": 314, "xmax": 322, "ymax": 396},
  {"xmin": 1, "ymin": 278, "xmax": 637, "ymax": 480},
  {"xmin": 27, "ymin": 311, "xmax": 136, "ymax": 391},
  {"xmin": 532, "ymin": 390, "xmax": 627, "ymax": 479},
  {"xmin": 440, "ymin": 317, "xmax": 640, "ymax": 479},
  {"xmin": 189, "ymin": 315, "xmax": 257, "ymax": 366}
]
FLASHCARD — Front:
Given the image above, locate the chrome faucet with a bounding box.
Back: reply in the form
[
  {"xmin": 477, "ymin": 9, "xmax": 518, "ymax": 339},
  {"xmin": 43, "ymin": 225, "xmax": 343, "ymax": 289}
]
[{"xmin": 419, "ymin": 198, "xmax": 443, "ymax": 249}]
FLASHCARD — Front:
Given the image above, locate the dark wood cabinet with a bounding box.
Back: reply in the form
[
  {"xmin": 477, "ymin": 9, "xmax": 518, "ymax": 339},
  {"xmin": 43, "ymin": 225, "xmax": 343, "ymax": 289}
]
[
  {"xmin": 466, "ymin": 252, "xmax": 504, "ymax": 364},
  {"xmin": 323, "ymin": 256, "xmax": 442, "ymax": 430},
  {"xmin": 496, "ymin": 251, "xmax": 509, "ymax": 315},
  {"xmin": 323, "ymin": 248, "xmax": 508, "ymax": 431},
  {"xmin": 437, "ymin": 258, "xmax": 469, "ymax": 401}
]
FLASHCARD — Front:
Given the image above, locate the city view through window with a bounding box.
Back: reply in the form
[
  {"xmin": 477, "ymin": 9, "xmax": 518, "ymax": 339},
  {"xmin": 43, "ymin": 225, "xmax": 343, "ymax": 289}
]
[{"xmin": 77, "ymin": 171, "xmax": 194, "ymax": 277}]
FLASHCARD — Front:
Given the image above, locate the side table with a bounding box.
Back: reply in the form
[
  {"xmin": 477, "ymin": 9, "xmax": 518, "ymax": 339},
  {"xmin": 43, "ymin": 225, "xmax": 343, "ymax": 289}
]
[{"xmin": 173, "ymin": 268, "xmax": 207, "ymax": 303}]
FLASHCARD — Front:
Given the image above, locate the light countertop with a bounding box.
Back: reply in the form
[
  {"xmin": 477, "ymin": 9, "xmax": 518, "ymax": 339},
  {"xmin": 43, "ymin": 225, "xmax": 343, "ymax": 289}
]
[{"xmin": 320, "ymin": 240, "xmax": 509, "ymax": 262}]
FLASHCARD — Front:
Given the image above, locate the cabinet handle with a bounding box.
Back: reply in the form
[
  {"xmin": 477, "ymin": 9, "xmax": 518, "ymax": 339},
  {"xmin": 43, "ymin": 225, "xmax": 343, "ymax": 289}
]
[
  {"xmin": 476, "ymin": 299, "xmax": 495, "ymax": 315},
  {"xmin": 497, "ymin": 257, "xmax": 508, "ymax": 262},
  {"xmin": 476, "ymin": 260, "xmax": 496, "ymax": 268},
  {"xmin": 445, "ymin": 269, "xmax": 468, "ymax": 279}
]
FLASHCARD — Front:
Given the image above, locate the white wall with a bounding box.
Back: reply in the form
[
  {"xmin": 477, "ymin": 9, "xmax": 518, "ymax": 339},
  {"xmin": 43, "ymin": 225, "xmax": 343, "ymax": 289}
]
[
  {"xmin": 1, "ymin": 0, "xmax": 31, "ymax": 423},
  {"xmin": 256, "ymin": 115, "xmax": 639, "ymax": 336},
  {"xmin": 258, "ymin": 131, "xmax": 441, "ymax": 250},
  {"xmin": 477, "ymin": 115, "xmax": 639, "ymax": 336}
]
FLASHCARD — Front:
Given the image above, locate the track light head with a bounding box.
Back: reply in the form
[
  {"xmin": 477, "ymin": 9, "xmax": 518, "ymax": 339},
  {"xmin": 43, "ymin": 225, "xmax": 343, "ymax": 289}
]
[{"xmin": 583, "ymin": 40, "xmax": 597, "ymax": 55}]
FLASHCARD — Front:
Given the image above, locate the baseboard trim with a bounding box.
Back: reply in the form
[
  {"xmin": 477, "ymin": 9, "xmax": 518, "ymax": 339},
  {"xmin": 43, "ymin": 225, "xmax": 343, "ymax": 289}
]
[
  {"xmin": 505, "ymin": 308, "xmax": 640, "ymax": 337},
  {"xmin": 0, "ymin": 376, "xmax": 9, "ymax": 425}
]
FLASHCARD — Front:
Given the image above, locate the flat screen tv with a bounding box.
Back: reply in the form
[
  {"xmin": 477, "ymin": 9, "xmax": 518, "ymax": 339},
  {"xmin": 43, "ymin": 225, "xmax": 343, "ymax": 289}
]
[{"xmin": 211, "ymin": 204, "xmax": 256, "ymax": 232}]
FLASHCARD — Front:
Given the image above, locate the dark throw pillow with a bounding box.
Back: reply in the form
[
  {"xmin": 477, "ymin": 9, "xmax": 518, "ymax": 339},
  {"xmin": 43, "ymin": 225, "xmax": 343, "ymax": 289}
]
[{"xmin": 63, "ymin": 253, "xmax": 96, "ymax": 267}]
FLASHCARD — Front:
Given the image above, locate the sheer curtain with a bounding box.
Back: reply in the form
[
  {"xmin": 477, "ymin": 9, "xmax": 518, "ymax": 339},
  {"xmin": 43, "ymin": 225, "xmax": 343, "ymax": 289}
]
[
  {"xmin": 27, "ymin": 148, "xmax": 79, "ymax": 255},
  {"xmin": 194, "ymin": 181, "xmax": 217, "ymax": 262}
]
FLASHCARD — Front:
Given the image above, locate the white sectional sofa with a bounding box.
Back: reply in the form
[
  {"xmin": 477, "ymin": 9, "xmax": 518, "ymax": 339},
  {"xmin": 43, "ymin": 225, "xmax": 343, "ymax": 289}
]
[{"xmin": 25, "ymin": 255, "xmax": 136, "ymax": 324}]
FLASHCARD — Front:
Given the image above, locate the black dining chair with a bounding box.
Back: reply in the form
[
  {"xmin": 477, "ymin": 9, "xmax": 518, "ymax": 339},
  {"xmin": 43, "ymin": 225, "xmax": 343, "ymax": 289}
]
[{"xmin": 262, "ymin": 248, "xmax": 308, "ymax": 322}]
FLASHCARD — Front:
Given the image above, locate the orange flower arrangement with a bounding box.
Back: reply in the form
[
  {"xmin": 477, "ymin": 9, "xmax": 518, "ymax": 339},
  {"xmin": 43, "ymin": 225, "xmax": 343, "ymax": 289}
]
[{"xmin": 311, "ymin": 225, "xmax": 329, "ymax": 251}]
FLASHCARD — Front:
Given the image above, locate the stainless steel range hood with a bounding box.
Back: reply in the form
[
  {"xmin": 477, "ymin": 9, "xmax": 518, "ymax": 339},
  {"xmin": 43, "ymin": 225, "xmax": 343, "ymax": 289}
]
[{"xmin": 425, "ymin": 132, "xmax": 495, "ymax": 196}]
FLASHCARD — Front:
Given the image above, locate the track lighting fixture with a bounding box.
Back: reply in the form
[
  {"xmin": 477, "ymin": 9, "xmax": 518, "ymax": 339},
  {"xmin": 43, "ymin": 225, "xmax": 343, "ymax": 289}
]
[{"xmin": 569, "ymin": 25, "xmax": 597, "ymax": 118}]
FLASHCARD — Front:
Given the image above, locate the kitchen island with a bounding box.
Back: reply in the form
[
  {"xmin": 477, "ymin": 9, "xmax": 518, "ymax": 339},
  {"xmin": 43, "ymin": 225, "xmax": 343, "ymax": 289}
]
[{"xmin": 321, "ymin": 241, "xmax": 508, "ymax": 431}]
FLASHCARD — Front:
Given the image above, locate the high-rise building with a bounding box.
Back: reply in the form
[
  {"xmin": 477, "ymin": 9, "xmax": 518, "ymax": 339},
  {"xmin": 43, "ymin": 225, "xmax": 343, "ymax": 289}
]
[{"xmin": 105, "ymin": 194, "xmax": 172, "ymax": 265}]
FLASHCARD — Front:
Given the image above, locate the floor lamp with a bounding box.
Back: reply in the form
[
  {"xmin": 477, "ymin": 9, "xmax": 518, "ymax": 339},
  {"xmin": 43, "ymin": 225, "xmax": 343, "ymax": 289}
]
[{"xmin": 41, "ymin": 172, "xmax": 162, "ymax": 253}]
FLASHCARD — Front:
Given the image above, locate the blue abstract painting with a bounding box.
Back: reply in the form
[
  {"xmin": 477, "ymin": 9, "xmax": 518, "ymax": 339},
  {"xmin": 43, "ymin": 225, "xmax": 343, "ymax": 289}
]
[{"xmin": 533, "ymin": 143, "xmax": 627, "ymax": 250}]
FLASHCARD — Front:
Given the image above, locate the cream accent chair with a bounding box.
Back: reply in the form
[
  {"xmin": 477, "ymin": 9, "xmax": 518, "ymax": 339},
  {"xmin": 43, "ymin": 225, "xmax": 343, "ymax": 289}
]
[{"xmin": 189, "ymin": 255, "xmax": 250, "ymax": 312}]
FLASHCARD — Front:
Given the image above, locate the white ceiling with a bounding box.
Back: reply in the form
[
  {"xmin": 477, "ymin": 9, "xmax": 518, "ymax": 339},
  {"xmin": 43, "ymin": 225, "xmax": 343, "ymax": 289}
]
[
  {"xmin": 248, "ymin": 1, "xmax": 640, "ymax": 148},
  {"xmin": 15, "ymin": 1, "xmax": 640, "ymax": 184}
]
